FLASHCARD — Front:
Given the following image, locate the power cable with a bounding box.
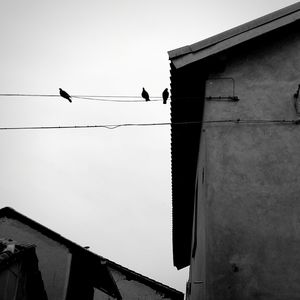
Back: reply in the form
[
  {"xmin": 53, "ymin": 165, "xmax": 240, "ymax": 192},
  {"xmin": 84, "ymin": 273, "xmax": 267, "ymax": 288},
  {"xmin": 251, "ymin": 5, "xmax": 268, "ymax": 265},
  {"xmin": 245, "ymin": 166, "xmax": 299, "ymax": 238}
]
[
  {"xmin": 0, "ymin": 93, "xmax": 163, "ymax": 102},
  {"xmin": 0, "ymin": 93, "xmax": 243, "ymax": 102},
  {"xmin": 0, "ymin": 119, "xmax": 298, "ymax": 131},
  {"xmin": 71, "ymin": 96, "xmax": 161, "ymax": 102}
]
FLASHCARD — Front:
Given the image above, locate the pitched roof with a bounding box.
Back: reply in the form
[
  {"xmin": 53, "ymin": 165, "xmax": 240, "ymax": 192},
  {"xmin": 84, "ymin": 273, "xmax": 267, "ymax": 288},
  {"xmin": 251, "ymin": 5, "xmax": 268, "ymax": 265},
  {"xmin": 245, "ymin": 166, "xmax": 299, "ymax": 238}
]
[
  {"xmin": 0, "ymin": 207, "xmax": 121, "ymax": 299},
  {"xmin": 0, "ymin": 207, "xmax": 184, "ymax": 299},
  {"xmin": 169, "ymin": 2, "xmax": 300, "ymax": 68},
  {"xmin": 106, "ymin": 259, "xmax": 184, "ymax": 300}
]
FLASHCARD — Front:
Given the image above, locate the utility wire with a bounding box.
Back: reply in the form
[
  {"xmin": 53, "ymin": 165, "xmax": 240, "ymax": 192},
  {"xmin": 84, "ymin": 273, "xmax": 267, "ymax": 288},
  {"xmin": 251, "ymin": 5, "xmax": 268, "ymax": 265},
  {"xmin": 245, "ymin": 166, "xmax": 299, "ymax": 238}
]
[
  {"xmin": 0, "ymin": 94, "xmax": 58, "ymax": 97},
  {"xmin": 0, "ymin": 93, "xmax": 163, "ymax": 102},
  {"xmin": 0, "ymin": 120, "xmax": 298, "ymax": 131},
  {"xmin": 0, "ymin": 93, "xmax": 200, "ymax": 99},
  {"xmin": 71, "ymin": 96, "xmax": 161, "ymax": 102},
  {"xmin": 0, "ymin": 93, "xmax": 208, "ymax": 102},
  {"xmin": 0, "ymin": 93, "xmax": 243, "ymax": 102},
  {"xmin": 0, "ymin": 123, "xmax": 170, "ymax": 130}
]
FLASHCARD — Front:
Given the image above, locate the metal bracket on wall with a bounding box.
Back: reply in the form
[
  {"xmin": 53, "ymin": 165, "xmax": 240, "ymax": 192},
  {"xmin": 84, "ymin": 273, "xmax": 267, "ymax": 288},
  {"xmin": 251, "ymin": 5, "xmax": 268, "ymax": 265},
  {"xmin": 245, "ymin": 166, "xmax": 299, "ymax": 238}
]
[
  {"xmin": 194, "ymin": 281, "xmax": 204, "ymax": 284},
  {"xmin": 205, "ymin": 77, "xmax": 239, "ymax": 102},
  {"xmin": 205, "ymin": 96, "xmax": 239, "ymax": 101}
]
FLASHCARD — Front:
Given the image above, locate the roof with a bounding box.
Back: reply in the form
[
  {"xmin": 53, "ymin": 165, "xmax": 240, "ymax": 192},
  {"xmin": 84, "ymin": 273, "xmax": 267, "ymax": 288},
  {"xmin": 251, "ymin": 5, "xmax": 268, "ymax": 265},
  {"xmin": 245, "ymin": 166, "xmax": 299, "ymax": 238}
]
[
  {"xmin": 0, "ymin": 207, "xmax": 184, "ymax": 299},
  {"xmin": 169, "ymin": 2, "xmax": 300, "ymax": 69},
  {"xmin": 106, "ymin": 259, "xmax": 184, "ymax": 300},
  {"xmin": 0, "ymin": 207, "xmax": 121, "ymax": 299},
  {"xmin": 168, "ymin": 2, "xmax": 300, "ymax": 269}
]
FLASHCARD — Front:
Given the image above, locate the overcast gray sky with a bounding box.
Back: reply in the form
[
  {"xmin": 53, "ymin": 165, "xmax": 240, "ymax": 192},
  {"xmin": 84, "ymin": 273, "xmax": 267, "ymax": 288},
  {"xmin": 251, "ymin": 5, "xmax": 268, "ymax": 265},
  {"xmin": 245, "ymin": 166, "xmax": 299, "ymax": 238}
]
[{"xmin": 0, "ymin": 0, "xmax": 298, "ymax": 292}]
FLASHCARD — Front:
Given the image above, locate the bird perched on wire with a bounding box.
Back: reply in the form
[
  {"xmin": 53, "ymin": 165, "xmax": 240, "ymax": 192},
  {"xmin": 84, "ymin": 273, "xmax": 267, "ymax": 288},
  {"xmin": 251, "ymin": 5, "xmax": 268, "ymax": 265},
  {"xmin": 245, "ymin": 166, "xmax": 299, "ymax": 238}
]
[
  {"xmin": 141, "ymin": 88, "xmax": 150, "ymax": 102},
  {"xmin": 162, "ymin": 88, "xmax": 169, "ymax": 104},
  {"xmin": 59, "ymin": 88, "xmax": 72, "ymax": 103}
]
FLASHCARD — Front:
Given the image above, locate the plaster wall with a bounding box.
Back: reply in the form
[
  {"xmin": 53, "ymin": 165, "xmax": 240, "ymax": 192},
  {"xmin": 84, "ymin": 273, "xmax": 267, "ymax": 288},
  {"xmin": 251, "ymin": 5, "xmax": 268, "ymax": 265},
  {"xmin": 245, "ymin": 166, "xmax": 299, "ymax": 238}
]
[
  {"xmin": 191, "ymin": 26, "xmax": 300, "ymax": 300},
  {"xmin": 0, "ymin": 217, "xmax": 72, "ymax": 300}
]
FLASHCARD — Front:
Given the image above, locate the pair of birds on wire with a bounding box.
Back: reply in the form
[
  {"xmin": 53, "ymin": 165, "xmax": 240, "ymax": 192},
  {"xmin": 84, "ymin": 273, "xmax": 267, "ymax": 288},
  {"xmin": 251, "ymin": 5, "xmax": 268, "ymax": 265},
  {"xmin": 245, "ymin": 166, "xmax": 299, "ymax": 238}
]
[
  {"xmin": 59, "ymin": 88, "xmax": 169, "ymax": 104},
  {"xmin": 141, "ymin": 87, "xmax": 169, "ymax": 104}
]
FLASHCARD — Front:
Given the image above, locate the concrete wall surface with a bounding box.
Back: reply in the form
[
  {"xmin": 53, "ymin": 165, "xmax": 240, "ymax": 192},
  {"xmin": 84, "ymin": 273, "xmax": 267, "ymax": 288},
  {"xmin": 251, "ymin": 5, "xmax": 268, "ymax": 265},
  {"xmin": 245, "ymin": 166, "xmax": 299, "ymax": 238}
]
[
  {"xmin": 0, "ymin": 217, "xmax": 71, "ymax": 300},
  {"xmin": 189, "ymin": 24, "xmax": 300, "ymax": 300},
  {"xmin": 204, "ymin": 125, "xmax": 300, "ymax": 300}
]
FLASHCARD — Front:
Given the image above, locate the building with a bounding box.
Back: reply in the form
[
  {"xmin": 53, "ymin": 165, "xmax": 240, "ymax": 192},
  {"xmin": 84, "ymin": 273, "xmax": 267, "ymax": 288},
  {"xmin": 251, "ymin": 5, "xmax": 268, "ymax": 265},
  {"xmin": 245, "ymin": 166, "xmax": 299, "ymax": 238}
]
[
  {"xmin": 0, "ymin": 239, "xmax": 47, "ymax": 300},
  {"xmin": 168, "ymin": 2, "xmax": 300, "ymax": 300},
  {"xmin": 0, "ymin": 207, "xmax": 121, "ymax": 300},
  {"xmin": 0, "ymin": 207, "xmax": 184, "ymax": 300}
]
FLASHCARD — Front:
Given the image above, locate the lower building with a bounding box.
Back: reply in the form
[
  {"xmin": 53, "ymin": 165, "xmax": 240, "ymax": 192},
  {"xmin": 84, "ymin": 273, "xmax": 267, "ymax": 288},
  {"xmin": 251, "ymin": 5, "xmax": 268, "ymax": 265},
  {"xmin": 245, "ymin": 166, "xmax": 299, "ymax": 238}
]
[
  {"xmin": 0, "ymin": 207, "xmax": 183, "ymax": 300},
  {"xmin": 0, "ymin": 238, "xmax": 48, "ymax": 300}
]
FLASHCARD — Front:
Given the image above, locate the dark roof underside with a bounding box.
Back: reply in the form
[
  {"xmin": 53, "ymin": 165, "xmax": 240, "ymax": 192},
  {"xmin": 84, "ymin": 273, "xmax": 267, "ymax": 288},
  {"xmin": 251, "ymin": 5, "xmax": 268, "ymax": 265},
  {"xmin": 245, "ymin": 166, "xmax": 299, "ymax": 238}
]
[{"xmin": 170, "ymin": 62, "xmax": 205, "ymax": 269}]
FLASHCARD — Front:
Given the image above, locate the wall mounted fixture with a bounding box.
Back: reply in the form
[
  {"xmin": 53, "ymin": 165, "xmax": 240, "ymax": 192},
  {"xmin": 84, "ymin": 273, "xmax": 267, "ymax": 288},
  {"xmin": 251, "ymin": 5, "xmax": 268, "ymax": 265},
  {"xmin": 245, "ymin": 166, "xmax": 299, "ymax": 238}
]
[{"xmin": 205, "ymin": 78, "xmax": 239, "ymax": 101}]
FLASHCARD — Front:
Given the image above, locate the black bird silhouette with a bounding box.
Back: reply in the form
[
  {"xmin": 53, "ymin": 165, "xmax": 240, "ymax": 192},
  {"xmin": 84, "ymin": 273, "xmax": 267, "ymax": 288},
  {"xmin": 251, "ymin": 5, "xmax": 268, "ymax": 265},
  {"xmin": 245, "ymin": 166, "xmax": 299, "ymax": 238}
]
[
  {"xmin": 162, "ymin": 88, "xmax": 169, "ymax": 104},
  {"xmin": 141, "ymin": 88, "xmax": 150, "ymax": 101},
  {"xmin": 59, "ymin": 88, "xmax": 72, "ymax": 103}
]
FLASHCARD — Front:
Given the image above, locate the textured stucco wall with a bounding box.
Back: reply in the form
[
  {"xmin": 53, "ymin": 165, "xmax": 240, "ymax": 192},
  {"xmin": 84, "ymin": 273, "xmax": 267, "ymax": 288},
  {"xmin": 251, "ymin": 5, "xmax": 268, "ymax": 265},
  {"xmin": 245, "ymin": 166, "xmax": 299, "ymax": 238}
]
[
  {"xmin": 0, "ymin": 217, "xmax": 72, "ymax": 300},
  {"xmin": 190, "ymin": 25, "xmax": 300, "ymax": 300}
]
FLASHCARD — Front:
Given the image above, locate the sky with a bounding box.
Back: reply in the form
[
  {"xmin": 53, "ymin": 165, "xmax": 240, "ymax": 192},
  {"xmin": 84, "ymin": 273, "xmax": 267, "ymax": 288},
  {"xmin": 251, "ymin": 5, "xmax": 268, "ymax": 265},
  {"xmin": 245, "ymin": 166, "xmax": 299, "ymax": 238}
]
[{"xmin": 0, "ymin": 0, "xmax": 298, "ymax": 293}]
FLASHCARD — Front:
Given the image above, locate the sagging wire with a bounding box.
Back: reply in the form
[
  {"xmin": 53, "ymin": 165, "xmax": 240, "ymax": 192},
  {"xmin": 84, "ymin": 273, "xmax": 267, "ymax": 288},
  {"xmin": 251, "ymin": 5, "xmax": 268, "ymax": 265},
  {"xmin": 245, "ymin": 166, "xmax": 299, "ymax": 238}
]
[
  {"xmin": 0, "ymin": 119, "xmax": 299, "ymax": 131},
  {"xmin": 0, "ymin": 88, "xmax": 167, "ymax": 103}
]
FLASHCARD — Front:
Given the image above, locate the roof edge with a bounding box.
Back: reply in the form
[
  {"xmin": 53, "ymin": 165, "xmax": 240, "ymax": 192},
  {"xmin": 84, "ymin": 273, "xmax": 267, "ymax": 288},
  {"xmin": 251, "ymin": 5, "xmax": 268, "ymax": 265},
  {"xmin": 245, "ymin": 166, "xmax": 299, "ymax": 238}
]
[
  {"xmin": 106, "ymin": 259, "xmax": 184, "ymax": 298},
  {"xmin": 0, "ymin": 207, "xmax": 87, "ymax": 251},
  {"xmin": 0, "ymin": 207, "xmax": 183, "ymax": 298},
  {"xmin": 168, "ymin": 2, "xmax": 300, "ymax": 65}
]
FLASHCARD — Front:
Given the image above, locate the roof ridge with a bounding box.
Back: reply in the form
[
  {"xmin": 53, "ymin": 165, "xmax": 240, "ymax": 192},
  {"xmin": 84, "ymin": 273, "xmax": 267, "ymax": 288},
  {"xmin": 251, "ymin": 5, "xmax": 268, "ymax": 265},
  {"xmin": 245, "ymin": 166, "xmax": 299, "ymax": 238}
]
[
  {"xmin": 191, "ymin": 2, "xmax": 300, "ymax": 53},
  {"xmin": 169, "ymin": 2, "xmax": 300, "ymax": 61}
]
